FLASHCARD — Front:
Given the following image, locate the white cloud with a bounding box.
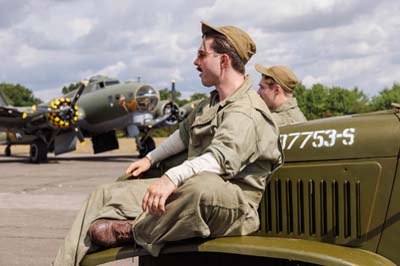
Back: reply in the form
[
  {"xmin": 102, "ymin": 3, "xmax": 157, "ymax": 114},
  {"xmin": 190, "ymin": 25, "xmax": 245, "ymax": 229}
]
[
  {"xmin": 68, "ymin": 18, "xmax": 94, "ymax": 40},
  {"xmin": 82, "ymin": 61, "xmax": 128, "ymax": 79},
  {"xmin": 302, "ymin": 75, "xmax": 324, "ymax": 87},
  {"xmin": 0, "ymin": 0, "xmax": 399, "ymax": 103},
  {"xmin": 34, "ymin": 87, "xmax": 62, "ymax": 102},
  {"xmin": 15, "ymin": 45, "xmax": 40, "ymax": 67}
]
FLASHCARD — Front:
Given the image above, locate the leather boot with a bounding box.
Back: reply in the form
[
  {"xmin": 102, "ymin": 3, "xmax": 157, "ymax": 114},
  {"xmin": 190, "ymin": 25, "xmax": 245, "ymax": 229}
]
[{"xmin": 88, "ymin": 219, "xmax": 135, "ymax": 247}]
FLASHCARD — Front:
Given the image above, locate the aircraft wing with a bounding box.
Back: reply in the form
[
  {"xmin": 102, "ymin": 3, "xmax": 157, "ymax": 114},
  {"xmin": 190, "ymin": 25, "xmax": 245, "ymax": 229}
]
[
  {"xmin": 0, "ymin": 106, "xmax": 33, "ymax": 131},
  {"xmin": 0, "ymin": 106, "xmax": 26, "ymax": 118}
]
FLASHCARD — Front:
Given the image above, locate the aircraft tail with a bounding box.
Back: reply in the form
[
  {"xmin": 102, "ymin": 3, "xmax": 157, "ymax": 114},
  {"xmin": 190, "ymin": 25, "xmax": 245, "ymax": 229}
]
[{"xmin": 0, "ymin": 88, "xmax": 9, "ymax": 107}]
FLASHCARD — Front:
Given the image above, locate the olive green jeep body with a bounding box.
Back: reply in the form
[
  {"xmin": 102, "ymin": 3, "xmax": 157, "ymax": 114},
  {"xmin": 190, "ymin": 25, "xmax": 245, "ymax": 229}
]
[{"xmin": 82, "ymin": 108, "xmax": 400, "ymax": 266}]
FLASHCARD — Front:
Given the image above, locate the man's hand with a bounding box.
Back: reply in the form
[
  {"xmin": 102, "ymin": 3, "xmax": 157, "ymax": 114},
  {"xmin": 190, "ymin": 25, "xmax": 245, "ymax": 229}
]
[
  {"xmin": 125, "ymin": 157, "xmax": 152, "ymax": 177},
  {"xmin": 142, "ymin": 175, "xmax": 177, "ymax": 216}
]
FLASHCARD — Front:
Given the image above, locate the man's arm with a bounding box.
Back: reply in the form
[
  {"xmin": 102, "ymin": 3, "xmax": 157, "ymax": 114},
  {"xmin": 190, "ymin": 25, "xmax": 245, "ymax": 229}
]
[
  {"xmin": 146, "ymin": 130, "xmax": 186, "ymax": 164},
  {"xmin": 141, "ymin": 152, "xmax": 222, "ymax": 216},
  {"xmin": 204, "ymin": 110, "xmax": 259, "ymax": 179},
  {"xmin": 165, "ymin": 152, "xmax": 222, "ymax": 186},
  {"xmin": 125, "ymin": 129, "xmax": 185, "ymax": 177}
]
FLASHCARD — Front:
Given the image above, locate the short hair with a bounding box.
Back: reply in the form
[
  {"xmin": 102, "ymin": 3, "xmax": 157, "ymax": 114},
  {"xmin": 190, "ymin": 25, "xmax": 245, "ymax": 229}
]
[
  {"xmin": 203, "ymin": 31, "xmax": 245, "ymax": 74},
  {"xmin": 263, "ymin": 75, "xmax": 292, "ymax": 96}
]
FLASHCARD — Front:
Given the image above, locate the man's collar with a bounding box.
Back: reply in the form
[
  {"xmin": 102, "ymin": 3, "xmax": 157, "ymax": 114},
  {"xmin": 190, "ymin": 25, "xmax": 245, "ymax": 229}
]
[
  {"xmin": 209, "ymin": 75, "xmax": 252, "ymax": 108},
  {"xmin": 274, "ymin": 97, "xmax": 298, "ymax": 113}
]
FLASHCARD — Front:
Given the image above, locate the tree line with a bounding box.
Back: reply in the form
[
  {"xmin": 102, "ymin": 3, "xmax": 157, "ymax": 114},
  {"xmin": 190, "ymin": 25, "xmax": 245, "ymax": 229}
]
[
  {"xmin": 294, "ymin": 82, "xmax": 400, "ymax": 120},
  {"xmin": 1, "ymin": 82, "xmax": 400, "ymax": 120}
]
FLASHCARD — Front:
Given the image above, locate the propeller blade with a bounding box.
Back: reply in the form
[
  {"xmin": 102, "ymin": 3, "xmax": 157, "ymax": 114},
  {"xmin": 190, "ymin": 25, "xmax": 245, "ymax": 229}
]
[
  {"xmin": 74, "ymin": 127, "xmax": 85, "ymax": 144},
  {"xmin": 169, "ymin": 80, "xmax": 182, "ymax": 121},
  {"xmin": 71, "ymin": 80, "xmax": 88, "ymax": 106},
  {"xmin": 32, "ymin": 105, "xmax": 60, "ymax": 113},
  {"xmin": 171, "ymin": 80, "xmax": 176, "ymax": 104}
]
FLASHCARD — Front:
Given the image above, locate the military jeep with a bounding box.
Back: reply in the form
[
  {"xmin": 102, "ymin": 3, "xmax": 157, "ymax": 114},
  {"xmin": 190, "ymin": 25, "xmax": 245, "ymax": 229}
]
[{"xmin": 82, "ymin": 108, "xmax": 400, "ymax": 266}]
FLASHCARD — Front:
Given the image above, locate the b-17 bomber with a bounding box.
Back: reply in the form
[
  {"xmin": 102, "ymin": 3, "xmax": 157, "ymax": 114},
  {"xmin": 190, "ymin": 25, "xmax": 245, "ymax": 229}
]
[{"xmin": 0, "ymin": 75, "xmax": 196, "ymax": 163}]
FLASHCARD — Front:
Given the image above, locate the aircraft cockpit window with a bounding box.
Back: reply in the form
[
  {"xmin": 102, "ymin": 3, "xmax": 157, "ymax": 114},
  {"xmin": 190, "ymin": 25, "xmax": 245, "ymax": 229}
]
[
  {"xmin": 86, "ymin": 84, "xmax": 94, "ymax": 91},
  {"xmin": 105, "ymin": 81, "xmax": 120, "ymax": 87},
  {"xmin": 91, "ymin": 84, "xmax": 100, "ymax": 91},
  {"xmin": 99, "ymin": 82, "xmax": 105, "ymax": 89}
]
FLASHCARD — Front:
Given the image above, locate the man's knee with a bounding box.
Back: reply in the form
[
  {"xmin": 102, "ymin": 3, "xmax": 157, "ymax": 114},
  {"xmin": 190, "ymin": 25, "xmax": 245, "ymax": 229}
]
[
  {"xmin": 179, "ymin": 173, "xmax": 241, "ymax": 206},
  {"xmin": 181, "ymin": 172, "xmax": 222, "ymax": 194}
]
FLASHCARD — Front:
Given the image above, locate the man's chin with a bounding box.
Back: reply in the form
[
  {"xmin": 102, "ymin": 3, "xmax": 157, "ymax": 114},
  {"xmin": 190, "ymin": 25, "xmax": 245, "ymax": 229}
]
[{"xmin": 200, "ymin": 79, "xmax": 214, "ymax": 87}]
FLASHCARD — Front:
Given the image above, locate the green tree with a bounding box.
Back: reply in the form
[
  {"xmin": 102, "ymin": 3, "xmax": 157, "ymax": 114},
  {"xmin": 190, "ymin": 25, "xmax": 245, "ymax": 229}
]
[
  {"xmin": 293, "ymin": 83, "xmax": 307, "ymax": 115},
  {"xmin": 297, "ymin": 83, "xmax": 330, "ymax": 120},
  {"xmin": 159, "ymin": 88, "xmax": 182, "ymax": 101},
  {"xmin": 326, "ymin": 86, "xmax": 369, "ymax": 116},
  {"xmin": 370, "ymin": 83, "xmax": 400, "ymax": 111},
  {"xmin": 62, "ymin": 82, "xmax": 81, "ymax": 95},
  {"xmin": 158, "ymin": 88, "xmax": 191, "ymax": 106},
  {"xmin": 190, "ymin": 93, "xmax": 207, "ymax": 101},
  {"xmin": 295, "ymin": 83, "xmax": 370, "ymax": 120},
  {"xmin": 0, "ymin": 83, "xmax": 42, "ymax": 106}
]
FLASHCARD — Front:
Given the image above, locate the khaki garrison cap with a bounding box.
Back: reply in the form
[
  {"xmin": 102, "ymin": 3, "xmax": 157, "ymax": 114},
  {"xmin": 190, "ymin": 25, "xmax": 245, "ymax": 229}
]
[
  {"xmin": 201, "ymin": 21, "xmax": 256, "ymax": 64},
  {"xmin": 255, "ymin": 64, "xmax": 299, "ymax": 93}
]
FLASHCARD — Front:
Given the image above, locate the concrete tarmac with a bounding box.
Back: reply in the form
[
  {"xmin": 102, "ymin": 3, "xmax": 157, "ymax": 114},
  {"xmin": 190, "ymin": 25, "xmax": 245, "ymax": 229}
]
[{"xmin": 0, "ymin": 152, "xmax": 141, "ymax": 266}]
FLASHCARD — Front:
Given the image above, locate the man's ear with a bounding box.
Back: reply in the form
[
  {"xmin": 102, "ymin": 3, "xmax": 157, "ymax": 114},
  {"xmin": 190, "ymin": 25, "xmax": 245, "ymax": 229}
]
[
  {"xmin": 220, "ymin": 54, "xmax": 229, "ymax": 68},
  {"xmin": 274, "ymin": 84, "xmax": 283, "ymax": 95}
]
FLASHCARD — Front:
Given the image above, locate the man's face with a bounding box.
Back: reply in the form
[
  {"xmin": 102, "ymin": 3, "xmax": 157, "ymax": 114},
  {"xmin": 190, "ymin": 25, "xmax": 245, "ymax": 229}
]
[
  {"xmin": 193, "ymin": 37, "xmax": 222, "ymax": 87},
  {"xmin": 258, "ymin": 76, "xmax": 277, "ymax": 109}
]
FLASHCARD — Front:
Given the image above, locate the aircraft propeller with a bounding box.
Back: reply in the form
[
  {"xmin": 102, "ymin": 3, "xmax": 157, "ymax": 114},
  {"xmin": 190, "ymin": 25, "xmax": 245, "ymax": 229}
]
[
  {"xmin": 74, "ymin": 126, "xmax": 85, "ymax": 143},
  {"xmin": 70, "ymin": 80, "xmax": 87, "ymax": 106},
  {"xmin": 167, "ymin": 80, "xmax": 181, "ymax": 123},
  {"xmin": 31, "ymin": 80, "xmax": 88, "ymax": 143},
  {"xmin": 150, "ymin": 80, "xmax": 181, "ymax": 128}
]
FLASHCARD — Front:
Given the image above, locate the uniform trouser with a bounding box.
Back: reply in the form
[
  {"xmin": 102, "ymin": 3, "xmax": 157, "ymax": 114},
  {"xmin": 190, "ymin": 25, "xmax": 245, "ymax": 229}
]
[{"xmin": 53, "ymin": 172, "xmax": 260, "ymax": 266}]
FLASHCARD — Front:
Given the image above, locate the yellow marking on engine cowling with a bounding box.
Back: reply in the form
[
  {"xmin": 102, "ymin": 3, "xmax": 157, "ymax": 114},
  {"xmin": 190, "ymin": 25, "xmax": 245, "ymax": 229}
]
[{"xmin": 125, "ymin": 99, "xmax": 137, "ymax": 111}]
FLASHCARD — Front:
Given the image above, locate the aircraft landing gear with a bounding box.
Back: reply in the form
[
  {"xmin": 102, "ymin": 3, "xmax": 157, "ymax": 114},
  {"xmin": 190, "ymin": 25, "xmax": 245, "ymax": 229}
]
[
  {"xmin": 5, "ymin": 145, "xmax": 11, "ymax": 157},
  {"xmin": 30, "ymin": 139, "xmax": 48, "ymax": 163},
  {"xmin": 137, "ymin": 136, "xmax": 155, "ymax": 158}
]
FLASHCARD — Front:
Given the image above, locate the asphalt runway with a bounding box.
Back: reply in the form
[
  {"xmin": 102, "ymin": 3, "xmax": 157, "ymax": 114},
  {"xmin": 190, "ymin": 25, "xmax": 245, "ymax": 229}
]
[{"xmin": 0, "ymin": 152, "xmax": 140, "ymax": 266}]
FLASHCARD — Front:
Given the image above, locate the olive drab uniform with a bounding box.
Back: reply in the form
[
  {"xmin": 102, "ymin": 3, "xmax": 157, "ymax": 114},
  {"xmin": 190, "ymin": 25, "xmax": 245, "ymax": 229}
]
[
  {"xmin": 271, "ymin": 97, "xmax": 307, "ymax": 127},
  {"xmin": 53, "ymin": 77, "xmax": 283, "ymax": 266}
]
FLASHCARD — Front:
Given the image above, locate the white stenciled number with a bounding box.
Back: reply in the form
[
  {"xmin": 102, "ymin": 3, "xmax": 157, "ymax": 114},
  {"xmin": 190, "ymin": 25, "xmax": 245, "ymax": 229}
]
[
  {"xmin": 287, "ymin": 132, "xmax": 301, "ymax": 150},
  {"xmin": 342, "ymin": 128, "xmax": 355, "ymax": 145},
  {"xmin": 281, "ymin": 128, "xmax": 355, "ymax": 150},
  {"xmin": 280, "ymin": 134, "xmax": 288, "ymax": 150},
  {"xmin": 300, "ymin": 131, "xmax": 314, "ymax": 149},
  {"xmin": 312, "ymin": 130, "xmax": 325, "ymax": 148},
  {"xmin": 324, "ymin": 129, "xmax": 337, "ymax": 147}
]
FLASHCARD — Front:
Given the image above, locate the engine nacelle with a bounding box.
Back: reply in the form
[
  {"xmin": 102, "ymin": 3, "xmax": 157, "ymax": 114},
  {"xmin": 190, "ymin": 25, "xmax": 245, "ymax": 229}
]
[
  {"xmin": 47, "ymin": 97, "xmax": 79, "ymax": 128},
  {"xmin": 154, "ymin": 100, "xmax": 179, "ymax": 126}
]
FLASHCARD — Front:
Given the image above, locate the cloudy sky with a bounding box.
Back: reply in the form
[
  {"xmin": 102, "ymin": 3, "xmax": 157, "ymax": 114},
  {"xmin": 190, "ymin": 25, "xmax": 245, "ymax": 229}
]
[{"xmin": 1, "ymin": 0, "xmax": 399, "ymax": 102}]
